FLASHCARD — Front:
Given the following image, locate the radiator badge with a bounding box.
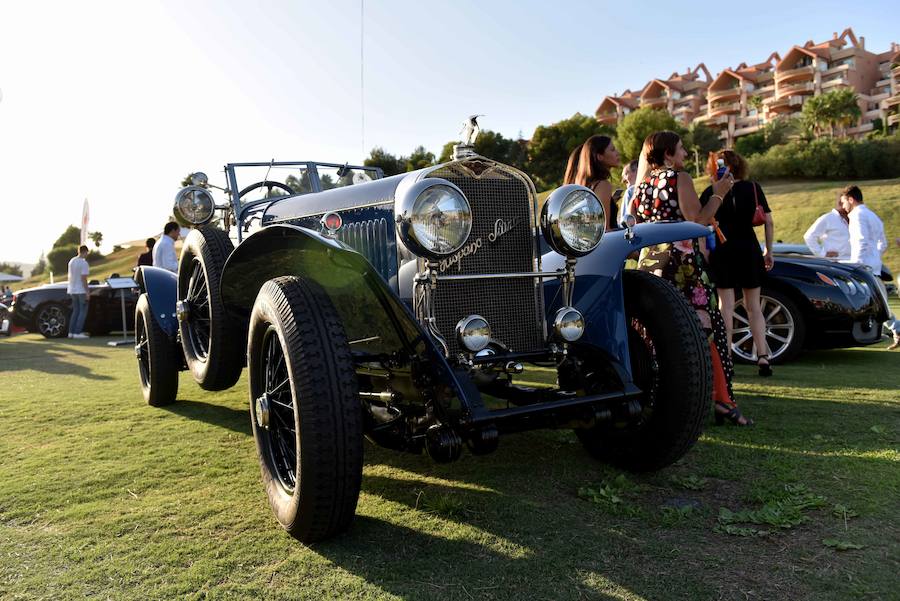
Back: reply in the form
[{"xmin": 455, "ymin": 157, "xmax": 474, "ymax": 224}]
[{"xmin": 438, "ymin": 217, "xmax": 519, "ymax": 272}]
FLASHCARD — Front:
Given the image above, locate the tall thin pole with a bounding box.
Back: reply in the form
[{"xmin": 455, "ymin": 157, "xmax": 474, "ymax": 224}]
[{"xmin": 360, "ymin": 0, "xmax": 365, "ymax": 158}]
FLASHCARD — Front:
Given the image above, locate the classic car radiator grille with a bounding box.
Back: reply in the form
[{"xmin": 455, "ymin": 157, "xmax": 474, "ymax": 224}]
[
  {"xmin": 337, "ymin": 218, "xmax": 392, "ymax": 276},
  {"xmin": 426, "ymin": 160, "xmax": 545, "ymax": 354}
]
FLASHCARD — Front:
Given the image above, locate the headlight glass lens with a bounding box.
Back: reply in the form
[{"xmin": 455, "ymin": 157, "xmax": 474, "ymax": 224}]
[
  {"xmin": 559, "ymin": 189, "xmax": 604, "ymax": 253},
  {"xmin": 175, "ymin": 187, "xmax": 215, "ymax": 225},
  {"xmin": 410, "ymin": 185, "xmax": 472, "ymax": 255}
]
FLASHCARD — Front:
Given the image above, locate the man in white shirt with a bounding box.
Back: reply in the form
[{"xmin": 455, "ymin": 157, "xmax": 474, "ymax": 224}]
[
  {"xmin": 803, "ymin": 199, "xmax": 850, "ymax": 259},
  {"xmin": 66, "ymin": 245, "xmax": 91, "ymax": 338},
  {"xmin": 840, "ymin": 185, "xmax": 898, "ymax": 349},
  {"xmin": 152, "ymin": 221, "xmax": 181, "ymax": 273}
]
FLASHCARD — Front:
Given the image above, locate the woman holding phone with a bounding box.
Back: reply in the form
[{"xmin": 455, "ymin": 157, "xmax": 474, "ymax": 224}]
[
  {"xmin": 700, "ymin": 150, "xmax": 775, "ymax": 377},
  {"xmin": 631, "ymin": 131, "xmax": 753, "ymax": 426}
]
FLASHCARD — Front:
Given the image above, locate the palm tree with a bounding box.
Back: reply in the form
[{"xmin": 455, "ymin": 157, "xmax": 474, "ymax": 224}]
[{"xmin": 829, "ymin": 88, "xmax": 861, "ymax": 137}]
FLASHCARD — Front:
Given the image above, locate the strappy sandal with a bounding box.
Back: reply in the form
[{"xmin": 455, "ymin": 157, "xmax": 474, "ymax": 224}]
[
  {"xmin": 757, "ymin": 354, "xmax": 773, "ymax": 377},
  {"xmin": 714, "ymin": 403, "xmax": 754, "ymax": 427}
]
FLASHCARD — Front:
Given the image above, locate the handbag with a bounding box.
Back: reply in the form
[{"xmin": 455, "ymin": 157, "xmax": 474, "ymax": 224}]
[{"xmin": 751, "ymin": 182, "xmax": 767, "ymax": 227}]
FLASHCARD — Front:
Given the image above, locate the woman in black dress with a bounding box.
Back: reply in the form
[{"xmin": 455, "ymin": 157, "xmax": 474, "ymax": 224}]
[
  {"xmin": 700, "ymin": 150, "xmax": 775, "ymax": 377},
  {"xmin": 631, "ymin": 131, "xmax": 753, "ymax": 426}
]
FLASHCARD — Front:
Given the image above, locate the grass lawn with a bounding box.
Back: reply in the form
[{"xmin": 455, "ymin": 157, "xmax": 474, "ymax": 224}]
[{"xmin": 1, "ymin": 328, "xmax": 898, "ymax": 600}]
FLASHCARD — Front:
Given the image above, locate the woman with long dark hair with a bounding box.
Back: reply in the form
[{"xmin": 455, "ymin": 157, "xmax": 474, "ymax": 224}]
[
  {"xmin": 701, "ymin": 150, "xmax": 775, "ymax": 377},
  {"xmin": 564, "ymin": 135, "xmax": 621, "ymax": 231},
  {"xmin": 630, "ymin": 131, "xmax": 753, "ymax": 426}
]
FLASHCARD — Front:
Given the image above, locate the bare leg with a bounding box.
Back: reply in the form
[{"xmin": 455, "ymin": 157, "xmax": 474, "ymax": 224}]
[
  {"xmin": 717, "ymin": 288, "xmax": 736, "ymax": 357},
  {"xmin": 742, "ymin": 287, "xmax": 770, "ymax": 364}
]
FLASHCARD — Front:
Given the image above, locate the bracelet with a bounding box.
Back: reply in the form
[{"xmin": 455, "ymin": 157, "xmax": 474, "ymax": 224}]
[{"xmin": 710, "ymin": 194, "xmax": 724, "ymax": 203}]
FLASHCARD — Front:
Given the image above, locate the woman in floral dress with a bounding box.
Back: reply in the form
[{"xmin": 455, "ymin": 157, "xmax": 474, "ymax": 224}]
[{"xmin": 630, "ymin": 131, "xmax": 753, "ymax": 426}]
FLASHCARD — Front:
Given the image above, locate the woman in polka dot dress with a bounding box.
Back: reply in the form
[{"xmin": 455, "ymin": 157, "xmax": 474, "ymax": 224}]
[{"xmin": 630, "ymin": 131, "xmax": 754, "ymax": 426}]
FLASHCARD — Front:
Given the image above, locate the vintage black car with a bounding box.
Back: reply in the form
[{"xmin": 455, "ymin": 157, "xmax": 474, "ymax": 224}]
[
  {"xmin": 135, "ymin": 144, "xmax": 717, "ymax": 543},
  {"xmin": 730, "ymin": 244, "xmax": 892, "ymax": 363},
  {"xmin": 9, "ymin": 280, "xmax": 138, "ymax": 338}
]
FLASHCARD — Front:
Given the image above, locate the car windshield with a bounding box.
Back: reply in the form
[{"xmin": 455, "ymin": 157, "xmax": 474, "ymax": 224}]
[{"xmin": 230, "ymin": 163, "xmax": 379, "ymax": 205}]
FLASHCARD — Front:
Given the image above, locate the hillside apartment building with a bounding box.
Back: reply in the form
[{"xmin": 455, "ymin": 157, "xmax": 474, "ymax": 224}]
[{"xmin": 595, "ymin": 29, "xmax": 900, "ymax": 147}]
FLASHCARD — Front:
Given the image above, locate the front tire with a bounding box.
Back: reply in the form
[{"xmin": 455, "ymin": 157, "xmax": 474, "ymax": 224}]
[
  {"xmin": 576, "ymin": 270, "xmax": 711, "ymax": 471},
  {"xmin": 34, "ymin": 302, "xmax": 69, "ymax": 338},
  {"xmin": 178, "ymin": 228, "xmax": 244, "ymax": 391},
  {"xmin": 248, "ymin": 276, "xmax": 363, "ymax": 543},
  {"xmin": 135, "ymin": 294, "xmax": 179, "ymax": 406}
]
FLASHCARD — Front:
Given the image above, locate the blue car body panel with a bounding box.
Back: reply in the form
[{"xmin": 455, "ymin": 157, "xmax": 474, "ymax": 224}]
[{"xmin": 135, "ymin": 266, "xmax": 178, "ymax": 337}]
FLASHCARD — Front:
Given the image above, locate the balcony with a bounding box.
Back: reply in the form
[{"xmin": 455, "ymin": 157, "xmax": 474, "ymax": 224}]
[
  {"xmin": 768, "ymin": 95, "xmax": 804, "ymax": 113},
  {"xmin": 778, "ymin": 81, "xmax": 815, "ymax": 96},
  {"xmin": 821, "ymin": 76, "xmax": 849, "ymax": 89},
  {"xmin": 641, "ymin": 96, "xmax": 667, "ymax": 108},
  {"xmin": 707, "ymin": 87, "xmax": 741, "ymax": 102},
  {"xmin": 823, "ymin": 63, "xmax": 851, "ymax": 76},
  {"xmin": 596, "ymin": 112, "xmax": 618, "ymax": 125},
  {"xmin": 775, "ymin": 64, "xmax": 815, "ymax": 83},
  {"xmin": 888, "ymin": 113, "xmax": 900, "ymax": 127},
  {"xmin": 709, "ymin": 101, "xmax": 741, "ymax": 116},
  {"xmin": 892, "ymin": 64, "xmax": 900, "ymax": 78},
  {"xmin": 884, "ymin": 95, "xmax": 900, "ymax": 108}
]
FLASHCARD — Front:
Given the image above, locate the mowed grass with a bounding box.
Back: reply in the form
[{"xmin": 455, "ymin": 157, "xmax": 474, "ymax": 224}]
[{"xmin": 1, "ymin": 329, "xmax": 898, "ymax": 600}]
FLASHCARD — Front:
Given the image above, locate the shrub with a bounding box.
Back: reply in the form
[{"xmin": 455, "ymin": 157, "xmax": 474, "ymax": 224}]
[
  {"xmin": 47, "ymin": 245, "xmax": 78, "ymax": 275},
  {"xmin": 747, "ymin": 134, "xmax": 900, "ymax": 180}
]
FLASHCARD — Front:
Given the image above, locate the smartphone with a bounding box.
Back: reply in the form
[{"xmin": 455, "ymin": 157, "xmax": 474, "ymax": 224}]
[
  {"xmin": 716, "ymin": 158, "xmax": 728, "ymax": 181},
  {"xmin": 611, "ymin": 188, "xmax": 624, "ymax": 202}
]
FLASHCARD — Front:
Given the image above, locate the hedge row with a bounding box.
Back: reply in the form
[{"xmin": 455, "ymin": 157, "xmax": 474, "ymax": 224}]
[{"xmin": 747, "ymin": 134, "xmax": 900, "ymax": 181}]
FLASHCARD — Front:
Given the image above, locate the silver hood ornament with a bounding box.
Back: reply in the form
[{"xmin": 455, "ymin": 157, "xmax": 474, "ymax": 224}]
[{"xmin": 453, "ymin": 114, "xmax": 483, "ymax": 160}]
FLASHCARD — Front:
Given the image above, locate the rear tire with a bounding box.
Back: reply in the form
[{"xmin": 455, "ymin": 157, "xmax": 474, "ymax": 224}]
[
  {"xmin": 248, "ymin": 276, "xmax": 363, "ymax": 543},
  {"xmin": 178, "ymin": 227, "xmax": 244, "ymax": 391},
  {"xmin": 576, "ymin": 270, "xmax": 711, "ymax": 471},
  {"xmin": 135, "ymin": 294, "xmax": 179, "ymax": 406}
]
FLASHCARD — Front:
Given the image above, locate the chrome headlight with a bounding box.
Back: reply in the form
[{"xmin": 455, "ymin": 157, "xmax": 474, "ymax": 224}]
[
  {"xmin": 173, "ymin": 186, "xmax": 215, "ymax": 226},
  {"xmin": 541, "ymin": 185, "xmax": 605, "ymax": 257},
  {"xmin": 395, "ymin": 179, "xmax": 472, "ymax": 259}
]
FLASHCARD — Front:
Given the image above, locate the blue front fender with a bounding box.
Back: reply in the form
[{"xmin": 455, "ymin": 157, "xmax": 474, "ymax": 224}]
[
  {"xmin": 135, "ymin": 266, "xmax": 178, "ymax": 337},
  {"xmin": 542, "ymin": 221, "xmax": 711, "ymax": 372}
]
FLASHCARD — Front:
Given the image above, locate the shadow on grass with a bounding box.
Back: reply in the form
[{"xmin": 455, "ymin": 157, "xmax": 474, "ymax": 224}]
[
  {"xmin": 160, "ymin": 400, "xmax": 251, "ymax": 435},
  {"xmin": 0, "ymin": 337, "xmax": 112, "ymax": 380}
]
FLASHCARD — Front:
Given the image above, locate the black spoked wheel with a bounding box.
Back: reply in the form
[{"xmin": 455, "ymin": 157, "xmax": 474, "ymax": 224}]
[
  {"xmin": 35, "ymin": 303, "xmax": 69, "ymax": 338},
  {"xmin": 576, "ymin": 270, "xmax": 711, "ymax": 472},
  {"xmin": 184, "ymin": 258, "xmax": 211, "ymax": 360},
  {"xmin": 248, "ymin": 276, "xmax": 363, "ymax": 543},
  {"xmin": 135, "ymin": 294, "xmax": 178, "ymax": 406},
  {"xmin": 178, "ymin": 227, "xmax": 243, "ymax": 391},
  {"xmin": 259, "ymin": 326, "xmax": 297, "ymax": 493}
]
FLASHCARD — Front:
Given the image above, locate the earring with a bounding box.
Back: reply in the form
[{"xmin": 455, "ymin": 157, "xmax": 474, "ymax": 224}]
[{"xmin": 664, "ymin": 159, "xmax": 674, "ymax": 169}]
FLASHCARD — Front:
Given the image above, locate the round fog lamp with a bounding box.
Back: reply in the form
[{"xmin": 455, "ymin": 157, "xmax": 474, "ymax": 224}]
[
  {"xmin": 456, "ymin": 315, "xmax": 491, "ymax": 352},
  {"xmin": 554, "ymin": 307, "xmax": 585, "ymax": 342}
]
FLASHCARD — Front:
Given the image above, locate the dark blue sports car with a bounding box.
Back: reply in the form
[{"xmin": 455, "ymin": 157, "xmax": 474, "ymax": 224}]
[{"xmin": 730, "ymin": 243, "xmax": 892, "ymax": 363}]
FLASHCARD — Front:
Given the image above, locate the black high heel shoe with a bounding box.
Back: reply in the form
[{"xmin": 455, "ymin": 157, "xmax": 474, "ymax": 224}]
[
  {"xmin": 757, "ymin": 354, "xmax": 773, "ymax": 377},
  {"xmin": 714, "ymin": 403, "xmax": 755, "ymax": 427}
]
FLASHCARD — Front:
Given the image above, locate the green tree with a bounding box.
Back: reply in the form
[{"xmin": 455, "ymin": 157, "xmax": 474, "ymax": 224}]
[
  {"xmin": 685, "ymin": 121, "xmax": 722, "ymax": 156},
  {"xmin": 0, "ymin": 262, "xmax": 23, "ymax": 277},
  {"xmin": 614, "ymin": 108, "xmax": 682, "ymax": 162},
  {"xmin": 748, "ymin": 95, "xmax": 765, "ymax": 130},
  {"xmin": 405, "ymin": 146, "xmax": 435, "ymax": 171},
  {"xmin": 364, "ymin": 147, "xmax": 406, "ymax": 176},
  {"xmin": 438, "ymin": 130, "xmax": 528, "ymax": 170},
  {"xmin": 53, "ymin": 225, "xmax": 81, "ymax": 249},
  {"xmin": 47, "ymin": 246, "xmax": 78, "ymax": 275},
  {"xmin": 526, "ymin": 113, "xmax": 613, "ymax": 190},
  {"xmin": 89, "ymin": 231, "xmax": 103, "ymax": 249},
  {"xmin": 31, "ymin": 252, "xmax": 46, "ymax": 277},
  {"xmin": 828, "ymin": 88, "xmax": 862, "ymax": 137}
]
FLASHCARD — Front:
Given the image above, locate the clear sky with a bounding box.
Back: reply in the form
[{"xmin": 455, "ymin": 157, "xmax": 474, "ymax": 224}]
[{"xmin": 1, "ymin": 0, "xmax": 897, "ymax": 265}]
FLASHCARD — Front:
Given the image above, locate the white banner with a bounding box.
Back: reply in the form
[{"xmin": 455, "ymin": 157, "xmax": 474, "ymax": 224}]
[{"xmin": 81, "ymin": 198, "xmax": 89, "ymax": 246}]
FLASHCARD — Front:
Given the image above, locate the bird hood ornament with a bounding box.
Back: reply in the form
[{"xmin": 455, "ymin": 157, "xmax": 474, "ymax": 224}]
[{"xmin": 453, "ymin": 115, "xmax": 483, "ymax": 160}]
